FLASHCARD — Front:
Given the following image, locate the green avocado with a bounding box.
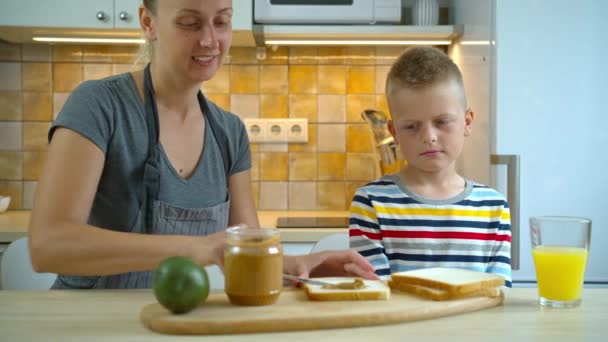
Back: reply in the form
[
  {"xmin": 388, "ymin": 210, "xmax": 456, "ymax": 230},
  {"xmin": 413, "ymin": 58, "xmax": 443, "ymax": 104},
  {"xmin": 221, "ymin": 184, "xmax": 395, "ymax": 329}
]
[{"xmin": 153, "ymin": 256, "xmax": 210, "ymax": 314}]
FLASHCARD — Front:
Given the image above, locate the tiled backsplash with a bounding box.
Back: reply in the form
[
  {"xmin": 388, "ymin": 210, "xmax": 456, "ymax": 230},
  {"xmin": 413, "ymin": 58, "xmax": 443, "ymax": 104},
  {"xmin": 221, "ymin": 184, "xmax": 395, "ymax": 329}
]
[{"xmin": 0, "ymin": 42, "xmax": 408, "ymax": 211}]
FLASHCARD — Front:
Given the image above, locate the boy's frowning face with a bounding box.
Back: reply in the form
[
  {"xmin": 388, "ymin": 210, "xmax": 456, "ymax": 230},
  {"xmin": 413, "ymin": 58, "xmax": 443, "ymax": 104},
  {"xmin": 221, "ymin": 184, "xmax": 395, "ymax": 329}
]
[{"xmin": 387, "ymin": 79, "xmax": 472, "ymax": 174}]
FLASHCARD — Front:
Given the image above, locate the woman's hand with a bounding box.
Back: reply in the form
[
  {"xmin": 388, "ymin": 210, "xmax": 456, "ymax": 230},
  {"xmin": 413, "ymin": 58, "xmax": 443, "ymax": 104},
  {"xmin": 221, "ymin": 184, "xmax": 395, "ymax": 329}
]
[
  {"xmin": 190, "ymin": 231, "xmax": 227, "ymax": 268},
  {"xmin": 284, "ymin": 250, "xmax": 379, "ymax": 281}
]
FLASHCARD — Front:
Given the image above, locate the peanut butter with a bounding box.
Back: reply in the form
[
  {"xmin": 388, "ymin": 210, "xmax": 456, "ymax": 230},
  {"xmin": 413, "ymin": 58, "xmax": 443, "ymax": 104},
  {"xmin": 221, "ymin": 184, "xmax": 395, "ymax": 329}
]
[
  {"xmin": 224, "ymin": 228, "xmax": 283, "ymax": 306},
  {"xmin": 322, "ymin": 278, "xmax": 366, "ymax": 290}
]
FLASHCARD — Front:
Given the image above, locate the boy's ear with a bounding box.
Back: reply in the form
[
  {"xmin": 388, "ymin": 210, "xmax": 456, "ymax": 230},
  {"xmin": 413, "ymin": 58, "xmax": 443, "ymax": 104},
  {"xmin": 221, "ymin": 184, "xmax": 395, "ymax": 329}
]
[
  {"xmin": 388, "ymin": 119, "xmax": 399, "ymax": 144},
  {"xmin": 464, "ymin": 109, "xmax": 474, "ymax": 137},
  {"xmin": 139, "ymin": 5, "xmax": 157, "ymax": 41}
]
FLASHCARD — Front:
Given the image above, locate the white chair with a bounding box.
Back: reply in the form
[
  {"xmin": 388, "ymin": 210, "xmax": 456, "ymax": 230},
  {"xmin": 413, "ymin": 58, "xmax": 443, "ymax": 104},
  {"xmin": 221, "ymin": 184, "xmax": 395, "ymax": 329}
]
[
  {"xmin": 204, "ymin": 264, "xmax": 225, "ymax": 291},
  {"xmin": 310, "ymin": 233, "xmax": 349, "ymax": 253},
  {"xmin": 1, "ymin": 237, "xmax": 57, "ymax": 290}
]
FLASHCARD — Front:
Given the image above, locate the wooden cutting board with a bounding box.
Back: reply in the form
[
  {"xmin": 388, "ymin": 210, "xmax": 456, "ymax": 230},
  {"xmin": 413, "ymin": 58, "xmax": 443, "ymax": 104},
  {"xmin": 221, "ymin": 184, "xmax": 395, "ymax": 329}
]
[{"xmin": 140, "ymin": 289, "xmax": 503, "ymax": 335}]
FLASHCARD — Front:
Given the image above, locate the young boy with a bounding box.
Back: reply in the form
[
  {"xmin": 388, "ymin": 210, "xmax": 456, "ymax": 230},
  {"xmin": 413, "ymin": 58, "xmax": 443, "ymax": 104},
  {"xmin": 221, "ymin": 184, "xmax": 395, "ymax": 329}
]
[{"xmin": 349, "ymin": 46, "xmax": 512, "ymax": 287}]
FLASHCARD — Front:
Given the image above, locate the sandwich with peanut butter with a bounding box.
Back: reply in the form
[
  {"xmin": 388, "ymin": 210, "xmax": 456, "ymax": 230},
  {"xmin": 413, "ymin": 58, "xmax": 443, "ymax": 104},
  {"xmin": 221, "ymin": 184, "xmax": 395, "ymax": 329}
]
[{"xmin": 303, "ymin": 277, "xmax": 390, "ymax": 301}]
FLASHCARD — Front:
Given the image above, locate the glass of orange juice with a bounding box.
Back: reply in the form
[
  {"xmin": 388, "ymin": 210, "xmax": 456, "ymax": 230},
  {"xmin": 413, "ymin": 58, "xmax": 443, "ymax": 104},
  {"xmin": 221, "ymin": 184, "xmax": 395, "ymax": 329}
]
[{"xmin": 530, "ymin": 216, "xmax": 591, "ymax": 308}]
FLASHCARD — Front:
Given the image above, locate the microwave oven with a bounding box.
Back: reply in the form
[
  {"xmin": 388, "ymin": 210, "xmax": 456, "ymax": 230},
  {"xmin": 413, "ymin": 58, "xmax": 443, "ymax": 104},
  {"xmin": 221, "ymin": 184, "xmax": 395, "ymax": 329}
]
[{"xmin": 253, "ymin": 0, "xmax": 402, "ymax": 24}]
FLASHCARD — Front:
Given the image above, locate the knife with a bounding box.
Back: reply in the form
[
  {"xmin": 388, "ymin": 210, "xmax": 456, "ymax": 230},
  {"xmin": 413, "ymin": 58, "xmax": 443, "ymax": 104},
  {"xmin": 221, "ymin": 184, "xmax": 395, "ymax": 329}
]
[{"xmin": 283, "ymin": 274, "xmax": 334, "ymax": 287}]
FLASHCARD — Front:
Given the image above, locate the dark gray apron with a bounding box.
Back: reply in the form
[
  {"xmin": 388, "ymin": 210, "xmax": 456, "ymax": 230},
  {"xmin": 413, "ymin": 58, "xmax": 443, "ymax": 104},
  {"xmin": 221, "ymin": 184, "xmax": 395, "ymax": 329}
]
[{"xmin": 53, "ymin": 64, "xmax": 230, "ymax": 289}]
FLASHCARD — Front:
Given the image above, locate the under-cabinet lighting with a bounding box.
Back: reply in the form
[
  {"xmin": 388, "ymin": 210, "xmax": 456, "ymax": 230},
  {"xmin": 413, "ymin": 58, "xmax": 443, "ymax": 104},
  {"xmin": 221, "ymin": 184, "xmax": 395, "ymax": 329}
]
[
  {"xmin": 33, "ymin": 37, "xmax": 145, "ymax": 44},
  {"xmin": 460, "ymin": 40, "xmax": 495, "ymax": 45},
  {"xmin": 265, "ymin": 39, "xmax": 451, "ymax": 46}
]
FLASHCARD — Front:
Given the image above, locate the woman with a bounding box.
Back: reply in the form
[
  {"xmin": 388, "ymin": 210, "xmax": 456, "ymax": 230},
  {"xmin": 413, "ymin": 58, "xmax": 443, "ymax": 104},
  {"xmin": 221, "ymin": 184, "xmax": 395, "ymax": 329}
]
[{"xmin": 28, "ymin": 0, "xmax": 377, "ymax": 289}]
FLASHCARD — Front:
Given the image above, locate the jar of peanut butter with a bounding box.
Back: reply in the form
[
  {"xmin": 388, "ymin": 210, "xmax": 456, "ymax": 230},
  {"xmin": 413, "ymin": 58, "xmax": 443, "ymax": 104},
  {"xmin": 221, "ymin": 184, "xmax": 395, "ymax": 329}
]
[{"xmin": 224, "ymin": 226, "xmax": 283, "ymax": 306}]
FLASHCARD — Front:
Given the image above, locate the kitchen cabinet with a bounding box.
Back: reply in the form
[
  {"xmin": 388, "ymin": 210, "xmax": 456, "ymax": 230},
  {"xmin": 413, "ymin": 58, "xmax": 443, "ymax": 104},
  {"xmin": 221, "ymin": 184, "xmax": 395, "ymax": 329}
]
[
  {"xmin": 232, "ymin": 0, "xmax": 256, "ymax": 47},
  {"xmin": 0, "ymin": 0, "xmax": 255, "ymax": 46},
  {"xmin": 0, "ymin": 0, "xmax": 141, "ymax": 29},
  {"xmin": 112, "ymin": 0, "xmax": 144, "ymax": 29}
]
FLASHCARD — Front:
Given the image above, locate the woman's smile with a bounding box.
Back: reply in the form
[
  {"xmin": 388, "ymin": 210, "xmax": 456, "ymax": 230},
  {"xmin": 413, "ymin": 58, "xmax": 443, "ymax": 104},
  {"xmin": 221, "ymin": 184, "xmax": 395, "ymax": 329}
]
[{"xmin": 192, "ymin": 55, "xmax": 216, "ymax": 66}]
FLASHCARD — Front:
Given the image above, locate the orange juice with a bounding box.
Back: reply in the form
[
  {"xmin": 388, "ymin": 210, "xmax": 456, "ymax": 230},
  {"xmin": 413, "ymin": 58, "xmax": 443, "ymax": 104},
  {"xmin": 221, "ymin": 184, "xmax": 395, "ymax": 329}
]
[{"xmin": 532, "ymin": 246, "xmax": 588, "ymax": 301}]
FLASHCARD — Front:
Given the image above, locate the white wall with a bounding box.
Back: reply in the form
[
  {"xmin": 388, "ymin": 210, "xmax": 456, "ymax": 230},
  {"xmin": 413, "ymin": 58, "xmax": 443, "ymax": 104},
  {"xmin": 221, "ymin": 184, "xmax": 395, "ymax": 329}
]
[{"xmin": 495, "ymin": 0, "xmax": 608, "ymax": 282}]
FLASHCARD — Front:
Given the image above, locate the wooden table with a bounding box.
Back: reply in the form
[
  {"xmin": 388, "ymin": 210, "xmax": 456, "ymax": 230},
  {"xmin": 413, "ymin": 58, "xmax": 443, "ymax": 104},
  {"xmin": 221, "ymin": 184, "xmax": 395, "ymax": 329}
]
[{"xmin": 0, "ymin": 288, "xmax": 606, "ymax": 341}]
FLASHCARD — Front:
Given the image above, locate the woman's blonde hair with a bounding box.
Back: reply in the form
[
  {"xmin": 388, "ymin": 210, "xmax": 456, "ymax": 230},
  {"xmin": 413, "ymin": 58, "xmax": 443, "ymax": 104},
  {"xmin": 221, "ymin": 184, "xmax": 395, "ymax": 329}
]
[{"xmin": 134, "ymin": 0, "xmax": 158, "ymax": 66}]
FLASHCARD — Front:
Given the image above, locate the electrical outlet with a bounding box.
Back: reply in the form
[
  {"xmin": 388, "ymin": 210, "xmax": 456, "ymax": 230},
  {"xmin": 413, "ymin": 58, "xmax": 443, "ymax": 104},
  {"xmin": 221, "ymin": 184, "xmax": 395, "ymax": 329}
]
[
  {"xmin": 243, "ymin": 119, "xmax": 266, "ymax": 143},
  {"xmin": 286, "ymin": 119, "xmax": 308, "ymax": 143},
  {"xmin": 244, "ymin": 119, "xmax": 305, "ymax": 143},
  {"xmin": 266, "ymin": 119, "xmax": 287, "ymax": 143}
]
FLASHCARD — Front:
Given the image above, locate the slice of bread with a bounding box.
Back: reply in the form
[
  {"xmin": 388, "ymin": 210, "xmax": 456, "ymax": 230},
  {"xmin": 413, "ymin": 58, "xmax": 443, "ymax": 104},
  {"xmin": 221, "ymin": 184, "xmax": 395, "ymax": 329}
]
[
  {"xmin": 388, "ymin": 280, "xmax": 503, "ymax": 301},
  {"xmin": 303, "ymin": 277, "xmax": 391, "ymax": 301},
  {"xmin": 391, "ymin": 267, "xmax": 506, "ymax": 296}
]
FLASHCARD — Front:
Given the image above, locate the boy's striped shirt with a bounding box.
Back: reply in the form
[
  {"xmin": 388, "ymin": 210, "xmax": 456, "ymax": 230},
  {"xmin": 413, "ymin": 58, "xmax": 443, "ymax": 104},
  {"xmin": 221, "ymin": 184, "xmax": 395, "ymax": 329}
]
[{"xmin": 349, "ymin": 174, "xmax": 512, "ymax": 287}]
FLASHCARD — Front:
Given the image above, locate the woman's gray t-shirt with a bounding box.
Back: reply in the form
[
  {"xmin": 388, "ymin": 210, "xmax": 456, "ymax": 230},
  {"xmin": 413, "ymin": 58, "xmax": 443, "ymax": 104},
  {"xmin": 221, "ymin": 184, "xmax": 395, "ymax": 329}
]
[{"xmin": 49, "ymin": 73, "xmax": 251, "ymax": 232}]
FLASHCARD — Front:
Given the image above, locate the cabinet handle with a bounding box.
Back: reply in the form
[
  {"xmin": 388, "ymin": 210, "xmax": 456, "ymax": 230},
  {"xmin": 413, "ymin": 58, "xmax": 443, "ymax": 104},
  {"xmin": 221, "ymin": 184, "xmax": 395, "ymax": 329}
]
[
  {"xmin": 96, "ymin": 11, "xmax": 107, "ymax": 21},
  {"xmin": 119, "ymin": 11, "xmax": 129, "ymax": 21},
  {"xmin": 491, "ymin": 154, "xmax": 520, "ymax": 270}
]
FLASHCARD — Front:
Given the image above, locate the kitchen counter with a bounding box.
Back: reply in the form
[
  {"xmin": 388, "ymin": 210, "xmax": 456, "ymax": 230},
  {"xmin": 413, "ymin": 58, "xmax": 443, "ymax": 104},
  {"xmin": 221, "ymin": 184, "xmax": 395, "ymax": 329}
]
[
  {"xmin": 0, "ymin": 210, "xmax": 29, "ymax": 243},
  {"xmin": 0, "ymin": 210, "xmax": 348, "ymax": 244},
  {"xmin": 0, "ymin": 288, "xmax": 606, "ymax": 341}
]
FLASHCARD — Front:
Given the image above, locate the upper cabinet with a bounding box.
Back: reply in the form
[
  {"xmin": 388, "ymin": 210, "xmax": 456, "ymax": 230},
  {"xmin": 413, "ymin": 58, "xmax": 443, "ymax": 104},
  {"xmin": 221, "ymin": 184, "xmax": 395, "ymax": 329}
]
[
  {"xmin": 0, "ymin": 0, "xmax": 255, "ymax": 46},
  {"xmin": 232, "ymin": 0, "xmax": 255, "ymax": 47},
  {"xmin": 0, "ymin": 0, "xmax": 140, "ymax": 29},
  {"xmin": 113, "ymin": 0, "xmax": 144, "ymax": 29}
]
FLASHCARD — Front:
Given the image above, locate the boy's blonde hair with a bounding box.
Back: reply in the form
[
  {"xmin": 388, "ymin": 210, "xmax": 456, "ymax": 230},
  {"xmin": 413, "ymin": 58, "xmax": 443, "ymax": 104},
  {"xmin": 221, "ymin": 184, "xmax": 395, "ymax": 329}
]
[{"xmin": 385, "ymin": 46, "xmax": 466, "ymax": 109}]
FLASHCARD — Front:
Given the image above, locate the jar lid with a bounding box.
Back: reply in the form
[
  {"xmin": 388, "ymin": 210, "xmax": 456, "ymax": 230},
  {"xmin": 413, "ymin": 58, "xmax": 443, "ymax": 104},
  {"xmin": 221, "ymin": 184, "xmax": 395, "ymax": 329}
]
[{"xmin": 226, "ymin": 225, "xmax": 280, "ymax": 243}]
